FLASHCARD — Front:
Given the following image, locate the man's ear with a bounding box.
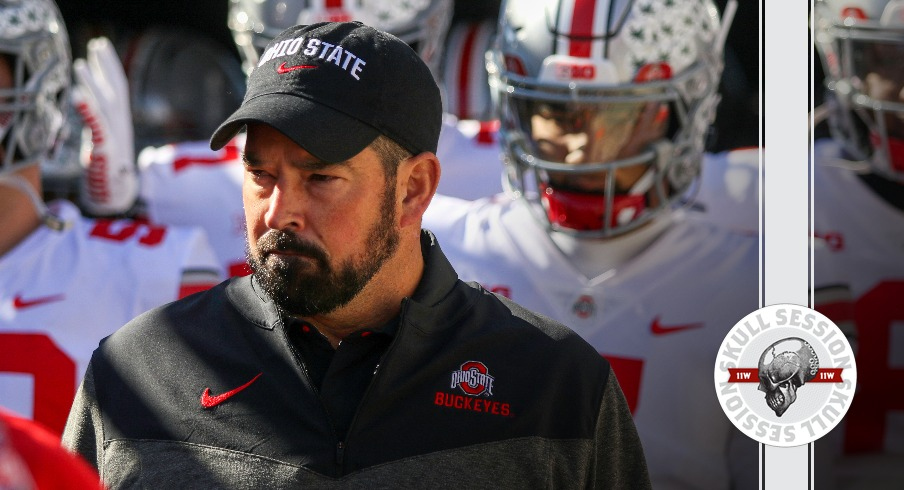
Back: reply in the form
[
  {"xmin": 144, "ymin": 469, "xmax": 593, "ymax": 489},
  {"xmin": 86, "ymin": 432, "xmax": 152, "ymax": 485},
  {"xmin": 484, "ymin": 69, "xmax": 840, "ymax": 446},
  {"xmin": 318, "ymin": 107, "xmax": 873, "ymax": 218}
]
[{"xmin": 398, "ymin": 151, "xmax": 440, "ymax": 228}]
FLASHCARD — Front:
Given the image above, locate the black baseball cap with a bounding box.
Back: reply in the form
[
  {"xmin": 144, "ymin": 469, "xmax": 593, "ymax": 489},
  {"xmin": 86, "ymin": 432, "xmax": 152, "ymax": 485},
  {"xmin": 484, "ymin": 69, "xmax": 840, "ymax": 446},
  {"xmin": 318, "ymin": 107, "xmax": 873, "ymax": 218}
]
[{"xmin": 210, "ymin": 21, "xmax": 442, "ymax": 162}]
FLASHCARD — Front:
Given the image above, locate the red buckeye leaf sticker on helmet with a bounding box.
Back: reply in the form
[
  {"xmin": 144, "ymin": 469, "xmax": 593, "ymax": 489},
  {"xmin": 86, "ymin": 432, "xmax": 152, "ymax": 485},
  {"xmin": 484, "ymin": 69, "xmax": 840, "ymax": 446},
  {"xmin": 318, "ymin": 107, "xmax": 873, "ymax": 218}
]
[
  {"xmin": 634, "ymin": 62, "xmax": 672, "ymax": 82},
  {"xmin": 840, "ymin": 7, "xmax": 868, "ymax": 19}
]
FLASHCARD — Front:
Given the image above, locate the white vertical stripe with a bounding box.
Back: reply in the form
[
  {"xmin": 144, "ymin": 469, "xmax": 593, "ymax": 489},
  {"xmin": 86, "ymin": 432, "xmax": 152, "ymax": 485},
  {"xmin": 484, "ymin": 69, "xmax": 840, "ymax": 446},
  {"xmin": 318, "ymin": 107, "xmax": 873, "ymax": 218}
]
[
  {"xmin": 762, "ymin": 0, "xmax": 812, "ymax": 486},
  {"xmin": 471, "ymin": 23, "xmax": 494, "ymax": 117},
  {"xmin": 591, "ymin": 0, "xmax": 611, "ymax": 59},
  {"xmin": 556, "ymin": 0, "xmax": 578, "ymax": 55}
]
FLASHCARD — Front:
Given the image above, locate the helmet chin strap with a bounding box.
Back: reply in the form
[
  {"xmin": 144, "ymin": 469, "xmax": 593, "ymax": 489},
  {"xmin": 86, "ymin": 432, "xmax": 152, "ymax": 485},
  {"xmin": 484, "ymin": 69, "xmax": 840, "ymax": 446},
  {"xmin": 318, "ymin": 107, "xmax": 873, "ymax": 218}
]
[
  {"xmin": 539, "ymin": 139, "xmax": 675, "ymax": 234},
  {"xmin": 0, "ymin": 172, "xmax": 70, "ymax": 231}
]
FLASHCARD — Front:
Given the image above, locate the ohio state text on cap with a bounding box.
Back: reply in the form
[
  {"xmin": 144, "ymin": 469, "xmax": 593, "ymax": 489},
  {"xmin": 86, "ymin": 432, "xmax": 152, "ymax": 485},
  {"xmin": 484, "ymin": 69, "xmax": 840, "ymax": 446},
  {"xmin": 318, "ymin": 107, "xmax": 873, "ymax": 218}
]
[{"xmin": 210, "ymin": 21, "xmax": 442, "ymax": 163}]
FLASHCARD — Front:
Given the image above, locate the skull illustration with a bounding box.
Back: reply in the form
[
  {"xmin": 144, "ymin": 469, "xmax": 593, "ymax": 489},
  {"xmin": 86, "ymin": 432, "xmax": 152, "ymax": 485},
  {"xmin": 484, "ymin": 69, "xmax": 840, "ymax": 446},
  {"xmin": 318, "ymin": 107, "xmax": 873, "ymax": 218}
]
[{"xmin": 757, "ymin": 338, "xmax": 819, "ymax": 417}]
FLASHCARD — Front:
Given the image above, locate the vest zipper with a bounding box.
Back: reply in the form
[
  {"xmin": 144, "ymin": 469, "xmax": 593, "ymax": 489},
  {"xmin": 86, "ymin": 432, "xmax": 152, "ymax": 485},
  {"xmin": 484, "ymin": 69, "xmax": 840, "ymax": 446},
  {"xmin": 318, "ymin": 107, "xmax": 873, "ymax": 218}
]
[
  {"xmin": 336, "ymin": 441, "xmax": 345, "ymax": 466},
  {"xmin": 338, "ymin": 299, "xmax": 411, "ymax": 473},
  {"xmin": 279, "ymin": 318, "xmax": 346, "ymax": 474}
]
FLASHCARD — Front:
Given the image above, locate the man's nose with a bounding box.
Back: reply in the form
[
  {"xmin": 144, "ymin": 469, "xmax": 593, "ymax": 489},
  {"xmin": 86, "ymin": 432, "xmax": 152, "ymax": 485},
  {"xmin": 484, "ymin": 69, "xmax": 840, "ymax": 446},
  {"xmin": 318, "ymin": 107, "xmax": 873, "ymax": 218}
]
[{"xmin": 263, "ymin": 181, "xmax": 305, "ymax": 231}]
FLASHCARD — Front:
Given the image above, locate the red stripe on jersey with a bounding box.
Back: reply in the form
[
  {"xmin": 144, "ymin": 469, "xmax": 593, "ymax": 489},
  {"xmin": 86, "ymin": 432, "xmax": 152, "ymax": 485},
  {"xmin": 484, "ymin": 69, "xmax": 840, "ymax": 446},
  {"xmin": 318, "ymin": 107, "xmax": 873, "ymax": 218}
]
[
  {"xmin": 173, "ymin": 142, "xmax": 240, "ymax": 172},
  {"xmin": 458, "ymin": 24, "xmax": 480, "ymax": 120},
  {"xmin": 569, "ymin": 0, "xmax": 598, "ymax": 58},
  {"xmin": 326, "ymin": 0, "xmax": 343, "ymax": 8}
]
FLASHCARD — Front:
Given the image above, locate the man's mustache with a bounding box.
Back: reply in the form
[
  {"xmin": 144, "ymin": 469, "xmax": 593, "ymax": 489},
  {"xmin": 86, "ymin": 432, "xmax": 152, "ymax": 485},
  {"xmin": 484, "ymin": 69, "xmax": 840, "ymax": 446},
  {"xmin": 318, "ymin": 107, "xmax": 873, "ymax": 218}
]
[{"xmin": 257, "ymin": 230, "xmax": 328, "ymax": 266}]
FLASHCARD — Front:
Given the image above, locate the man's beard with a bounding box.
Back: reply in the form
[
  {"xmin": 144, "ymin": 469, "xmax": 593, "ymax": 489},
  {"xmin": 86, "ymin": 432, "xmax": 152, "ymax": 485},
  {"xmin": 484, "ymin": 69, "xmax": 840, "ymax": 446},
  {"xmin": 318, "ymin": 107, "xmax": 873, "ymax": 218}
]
[{"xmin": 246, "ymin": 184, "xmax": 400, "ymax": 316}]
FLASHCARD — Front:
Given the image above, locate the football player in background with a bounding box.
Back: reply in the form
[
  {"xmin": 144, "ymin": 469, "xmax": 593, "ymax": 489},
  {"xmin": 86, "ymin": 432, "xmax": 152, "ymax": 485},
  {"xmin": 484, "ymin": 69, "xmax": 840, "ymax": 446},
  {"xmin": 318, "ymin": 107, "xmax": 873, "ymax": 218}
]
[
  {"xmin": 125, "ymin": 25, "xmax": 247, "ymax": 155},
  {"xmin": 442, "ymin": 0, "xmax": 762, "ymax": 227},
  {"xmin": 809, "ymin": 1, "xmax": 904, "ymax": 487},
  {"xmin": 0, "ymin": 0, "xmax": 222, "ymax": 435},
  {"xmin": 81, "ymin": 0, "xmax": 476, "ymax": 278},
  {"xmin": 422, "ymin": 1, "xmax": 764, "ymax": 488}
]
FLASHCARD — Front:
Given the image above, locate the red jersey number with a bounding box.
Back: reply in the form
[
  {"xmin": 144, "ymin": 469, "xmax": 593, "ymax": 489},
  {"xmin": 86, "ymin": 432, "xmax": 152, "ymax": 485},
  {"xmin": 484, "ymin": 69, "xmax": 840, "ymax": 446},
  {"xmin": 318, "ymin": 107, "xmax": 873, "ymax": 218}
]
[
  {"xmin": 0, "ymin": 333, "xmax": 76, "ymax": 435},
  {"xmin": 844, "ymin": 280, "xmax": 904, "ymax": 453},
  {"xmin": 604, "ymin": 355, "xmax": 643, "ymax": 415},
  {"xmin": 89, "ymin": 220, "xmax": 167, "ymax": 246}
]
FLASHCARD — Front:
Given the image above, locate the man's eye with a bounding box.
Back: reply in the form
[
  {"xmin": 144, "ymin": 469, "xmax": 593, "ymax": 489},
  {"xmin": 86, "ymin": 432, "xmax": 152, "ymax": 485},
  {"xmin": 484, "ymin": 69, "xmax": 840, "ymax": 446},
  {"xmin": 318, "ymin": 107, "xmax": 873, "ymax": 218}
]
[
  {"xmin": 247, "ymin": 169, "xmax": 273, "ymax": 180},
  {"xmin": 309, "ymin": 174, "xmax": 337, "ymax": 182}
]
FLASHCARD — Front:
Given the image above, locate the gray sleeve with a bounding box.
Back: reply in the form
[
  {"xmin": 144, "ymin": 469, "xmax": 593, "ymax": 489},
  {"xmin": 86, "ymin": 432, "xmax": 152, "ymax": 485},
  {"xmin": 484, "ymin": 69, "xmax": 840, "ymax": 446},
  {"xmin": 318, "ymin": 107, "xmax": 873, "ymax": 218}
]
[
  {"xmin": 62, "ymin": 364, "xmax": 105, "ymax": 475},
  {"xmin": 591, "ymin": 372, "xmax": 652, "ymax": 489}
]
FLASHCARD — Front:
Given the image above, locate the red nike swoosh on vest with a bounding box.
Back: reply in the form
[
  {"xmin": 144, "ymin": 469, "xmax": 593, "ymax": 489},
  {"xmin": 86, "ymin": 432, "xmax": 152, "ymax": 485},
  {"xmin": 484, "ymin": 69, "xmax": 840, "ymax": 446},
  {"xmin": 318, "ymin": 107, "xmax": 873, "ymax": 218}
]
[
  {"xmin": 276, "ymin": 62, "xmax": 318, "ymax": 74},
  {"xmin": 200, "ymin": 373, "xmax": 263, "ymax": 409},
  {"xmin": 650, "ymin": 316, "xmax": 704, "ymax": 335},
  {"xmin": 13, "ymin": 293, "xmax": 65, "ymax": 310}
]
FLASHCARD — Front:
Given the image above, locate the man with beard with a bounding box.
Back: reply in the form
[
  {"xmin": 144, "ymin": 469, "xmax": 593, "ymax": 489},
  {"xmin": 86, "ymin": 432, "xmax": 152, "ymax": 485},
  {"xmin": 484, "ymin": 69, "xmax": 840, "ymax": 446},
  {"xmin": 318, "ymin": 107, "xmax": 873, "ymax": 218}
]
[{"xmin": 62, "ymin": 22, "xmax": 649, "ymax": 488}]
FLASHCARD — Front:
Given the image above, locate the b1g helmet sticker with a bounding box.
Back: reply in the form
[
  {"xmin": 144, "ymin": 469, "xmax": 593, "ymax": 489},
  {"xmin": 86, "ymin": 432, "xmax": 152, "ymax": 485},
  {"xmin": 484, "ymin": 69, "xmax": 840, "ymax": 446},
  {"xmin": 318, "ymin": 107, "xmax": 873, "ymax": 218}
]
[{"xmin": 714, "ymin": 304, "xmax": 857, "ymax": 447}]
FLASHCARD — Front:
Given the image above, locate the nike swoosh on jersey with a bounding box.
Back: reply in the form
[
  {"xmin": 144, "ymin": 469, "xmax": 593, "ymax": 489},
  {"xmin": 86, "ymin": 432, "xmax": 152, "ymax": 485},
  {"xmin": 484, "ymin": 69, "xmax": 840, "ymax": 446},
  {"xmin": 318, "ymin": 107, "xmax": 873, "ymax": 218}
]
[
  {"xmin": 650, "ymin": 316, "xmax": 704, "ymax": 335},
  {"xmin": 200, "ymin": 373, "xmax": 263, "ymax": 409},
  {"xmin": 276, "ymin": 62, "xmax": 318, "ymax": 74},
  {"xmin": 12, "ymin": 293, "xmax": 65, "ymax": 310}
]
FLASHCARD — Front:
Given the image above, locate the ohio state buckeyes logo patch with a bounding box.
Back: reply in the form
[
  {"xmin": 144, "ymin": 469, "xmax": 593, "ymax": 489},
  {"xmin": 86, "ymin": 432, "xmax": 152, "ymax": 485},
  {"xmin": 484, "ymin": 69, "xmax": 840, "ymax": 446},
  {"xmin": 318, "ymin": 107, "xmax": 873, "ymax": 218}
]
[
  {"xmin": 451, "ymin": 361, "xmax": 495, "ymax": 396},
  {"xmin": 714, "ymin": 304, "xmax": 857, "ymax": 447},
  {"xmin": 572, "ymin": 295, "xmax": 595, "ymax": 319},
  {"xmin": 434, "ymin": 361, "xmax": 512, "ymax": 417}
]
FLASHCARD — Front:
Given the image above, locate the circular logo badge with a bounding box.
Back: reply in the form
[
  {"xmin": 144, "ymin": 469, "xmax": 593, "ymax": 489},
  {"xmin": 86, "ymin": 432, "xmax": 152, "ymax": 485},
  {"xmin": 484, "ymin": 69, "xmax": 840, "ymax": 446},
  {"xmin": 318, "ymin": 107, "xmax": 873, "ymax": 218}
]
[
  {"xmin": 454, "ymin": 361, "xmax": 495, "ymax": 396},
  {"xmin": 713, "ymin": 304, "xmax": 857, "ymax": 447}
]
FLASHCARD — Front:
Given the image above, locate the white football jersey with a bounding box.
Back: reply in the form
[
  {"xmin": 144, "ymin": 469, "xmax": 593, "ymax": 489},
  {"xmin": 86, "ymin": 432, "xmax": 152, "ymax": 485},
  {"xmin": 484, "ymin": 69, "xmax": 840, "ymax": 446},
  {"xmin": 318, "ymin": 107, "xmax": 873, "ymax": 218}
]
[
  {"xmin": 138, "ymin": 135, "xmax": 250, "ymax": 277},
  {"xmin": 0, "ymin": 200, "xmax": 222, "ymax": 435},
  {"xmin": 435, "ymin": 115, "xmax": 506, "ymax": 200},
  {"xmin": 811, "ymin": 138, "xmax": 904, "ymax": 486},
  {"xmin": 688, "ymin": 147, "xmax": 760, "ymax": 233},
  {"xmin": 424, "ymin": 195, "xmax": 760, "ymax": 490}
]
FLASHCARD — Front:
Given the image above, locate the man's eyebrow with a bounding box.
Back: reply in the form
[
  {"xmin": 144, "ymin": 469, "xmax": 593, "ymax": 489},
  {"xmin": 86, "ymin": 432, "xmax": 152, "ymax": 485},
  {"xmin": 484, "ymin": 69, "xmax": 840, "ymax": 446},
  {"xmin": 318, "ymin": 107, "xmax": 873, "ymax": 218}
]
[
  {"xmin": 241, "ymin": 153, "xmax": 260, "ymax": 167},
  {"xmin": 241, "ymin": 152, "xmax": 348, "ymax": 170}
]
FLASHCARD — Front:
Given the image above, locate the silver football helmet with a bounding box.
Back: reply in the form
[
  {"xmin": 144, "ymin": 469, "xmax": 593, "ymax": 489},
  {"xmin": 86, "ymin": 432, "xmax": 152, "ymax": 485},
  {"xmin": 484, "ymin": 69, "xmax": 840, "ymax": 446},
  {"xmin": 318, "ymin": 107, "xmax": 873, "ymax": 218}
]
[
  {"xmin": 228, "ymin": 0, "xmax": 453, "ymax": 81},
  {"xmin": 488, "ymin": 0, "xmax": 735, "ymax": 238},
  {"xmin": 814, "ymin": 0, "xmax": 904, "ymax": 181},
  {"xmin": 0, "ymin": 0, "xmax": 71, "ymax": 229},
  {"xmin": 127, "ymin": 26, "xmax": 246, "ymax": 151},
  {"xmin": 0, "ymin": 0, "xmax": 70, "ymax": 176}
]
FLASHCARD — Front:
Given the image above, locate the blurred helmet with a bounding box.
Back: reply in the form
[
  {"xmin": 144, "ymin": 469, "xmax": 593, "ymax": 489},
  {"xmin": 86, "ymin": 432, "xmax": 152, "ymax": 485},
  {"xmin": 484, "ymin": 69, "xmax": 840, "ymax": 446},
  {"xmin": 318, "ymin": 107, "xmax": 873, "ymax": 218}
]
[
  {"xmin": 228, "ymin": 0, "xmax": 453, "ymax": 81},
  {"xmin": 814, "ymin": 0, "xmax": 904, "ymax": 181},
  {"xmin": 125, "ymin": 26, "xmax": 246, "ymax": 151},
  {"xmin": 443, "ymin": 19, "xmax": 496, "ymax": 121},
  {"xmin": 487, "ymin": 0, "xmax": 732, "ymax": 238},
  {"xmin": 0, "ymin": 0, "xmax": 70, "ymax": 177}
]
